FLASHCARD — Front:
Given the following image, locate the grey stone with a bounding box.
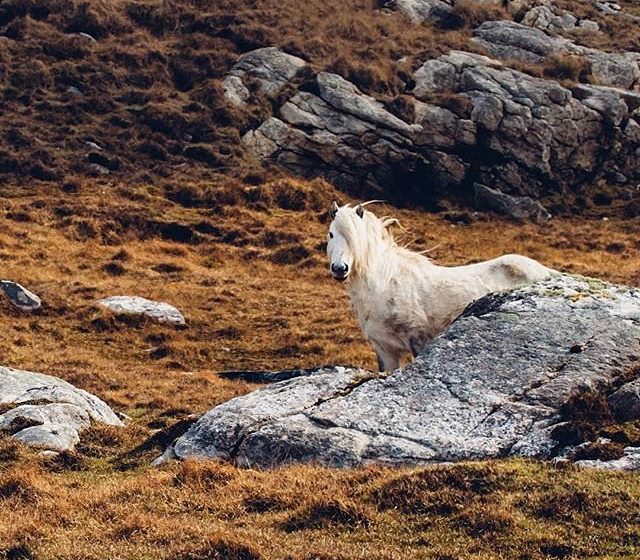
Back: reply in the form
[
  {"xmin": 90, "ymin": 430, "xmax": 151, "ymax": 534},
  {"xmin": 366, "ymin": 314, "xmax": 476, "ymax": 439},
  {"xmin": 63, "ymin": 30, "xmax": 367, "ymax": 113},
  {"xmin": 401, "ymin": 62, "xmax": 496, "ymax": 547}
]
[
  {"xmin": 608, "ymin": 378, "xmax": 640, "ymax": 422},
  {"xmin": 316, "ymin": 73, "xmax": 419, "ymax": 135},
  {"xmin": 172, "ymin": 366, "xmax": 364, "ymax": 462},
  {"xmin": 76, "ymin": 32, "xmax": 97, "ymax": 42},
  {"xmin": 474, "ymin": 183, "xmax": 551, "ymax": 221},
  {"xmin": 0, "ymin": 281, "xmax": 41, "ymax": 311},
  {"xmin": 222, "ymin": 75, "xmax": 250, "ymax": 106},
  {"xmin": 414, "ymin": 103, "xmax": 462, "ymax": 147},
  {"xmin": 587, "ymin": 51, "xmax": 640, "ymax": 91},
  {"xmin": 522, "ymin": 5, "xmax": 599, "ymax": 35},
  {"xmin": 578, "ymin": 20, "xmax": 600, "ymax": 33},
  {"xmin": 167, "ymin": 275, "xmax": 640, "ymax": 468},
  {"xmin": 13, "ymin": 425, "xmax": 80, "ymax": 453},
  {"xmin": 387, "ymin": 0, "xmax": 456, "ymax": 26},
  {"xmin": 98, "ymin": 296, "xmax": 186, "ymax": 326},
  {"xmin": 223, "ymin": 47, "xmax": 307, "ymax": 106},
  {"xmin": 595, "ymin": 1, "xmax": 624, "ymax": 15},
  {"xmin": 88, "ymin": 163, "xmax": 110, "ymax": 175},
  {"xmin": 0, "ymin": 403, "xmax": 91, "ymax": 433},
  {"xmin": 576, "ymin": 447, "xmax": 640, "ymax": 471},
  {"xmin": 473, "ymin": 21, "xmax": 640, "ymax": 89},
  {"xmin": 0, "ymin": 366, "xmax": 122, "ymax": 452},
  {"xmin": 473, "ymin": 20, "xmax": 568, "ymax": 63},
  {"xmin": 85, "ymin": 141, "xmax": 103, "ymax": 151},
  {"xmin": 572, "ymin": 84, "xmax": 632, "ymax": 125}
]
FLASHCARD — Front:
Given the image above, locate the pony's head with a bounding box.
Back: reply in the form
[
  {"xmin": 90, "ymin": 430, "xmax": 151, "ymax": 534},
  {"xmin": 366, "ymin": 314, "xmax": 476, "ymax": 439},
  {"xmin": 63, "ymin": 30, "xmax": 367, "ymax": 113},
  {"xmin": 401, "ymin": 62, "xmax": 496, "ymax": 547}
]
[{"xmin": 326, "ymin": 201, "xmax": 397, "ymax": 282}]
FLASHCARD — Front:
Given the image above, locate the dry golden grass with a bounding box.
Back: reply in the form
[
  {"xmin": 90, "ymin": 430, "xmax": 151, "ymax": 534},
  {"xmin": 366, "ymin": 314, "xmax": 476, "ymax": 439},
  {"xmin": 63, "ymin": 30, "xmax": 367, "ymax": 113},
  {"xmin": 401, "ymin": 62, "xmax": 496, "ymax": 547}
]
[
  {"xmin": 0, "ymin": 177, "xmax": 639, "ymax": 559},
  {"xmin": 2, "ymin": 447, "xmax": 640, "ymax": 560},
  {"xmin": 2, "ymin": 2, "xmax": 640, "ymax": 557}
]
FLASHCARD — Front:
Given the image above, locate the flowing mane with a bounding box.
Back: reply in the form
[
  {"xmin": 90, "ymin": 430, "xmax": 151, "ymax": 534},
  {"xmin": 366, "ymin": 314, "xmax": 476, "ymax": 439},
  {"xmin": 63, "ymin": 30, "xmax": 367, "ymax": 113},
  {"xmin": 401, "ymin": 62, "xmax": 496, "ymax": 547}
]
[
  {"xmin": 331, "ymin": 203, "xmax": 399, "ymax": 279},
  {"xmin": 326, "ymin": 201, "xmax": 556, "ymax": 371}
]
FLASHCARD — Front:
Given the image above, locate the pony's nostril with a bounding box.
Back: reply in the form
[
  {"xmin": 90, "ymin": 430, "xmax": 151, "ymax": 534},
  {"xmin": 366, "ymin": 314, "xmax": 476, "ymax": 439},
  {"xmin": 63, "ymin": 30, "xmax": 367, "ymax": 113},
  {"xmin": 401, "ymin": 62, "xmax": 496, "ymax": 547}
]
[{"xmin": 331, "ymin": 263, "xmax": 348, "ymax": 275}]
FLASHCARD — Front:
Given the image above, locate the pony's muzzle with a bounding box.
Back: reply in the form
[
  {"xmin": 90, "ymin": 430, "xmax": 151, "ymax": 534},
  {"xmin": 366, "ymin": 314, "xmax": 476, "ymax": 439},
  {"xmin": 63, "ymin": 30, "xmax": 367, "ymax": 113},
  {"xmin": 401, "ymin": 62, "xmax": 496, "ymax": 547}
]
[{"xmin": 331, "ymin": 262, "xmax": 349, "ymax": 281}]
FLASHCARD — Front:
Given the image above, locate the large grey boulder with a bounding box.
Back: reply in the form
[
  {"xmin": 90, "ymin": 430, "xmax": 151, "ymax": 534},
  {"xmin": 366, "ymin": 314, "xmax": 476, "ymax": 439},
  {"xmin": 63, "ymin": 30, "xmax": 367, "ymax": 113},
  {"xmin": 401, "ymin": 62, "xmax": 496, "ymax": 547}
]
[
  {"xmin": 98, "ymin": 295, "xmax": 186, "ymax": 326},
  {"xmin": 0, "ymin": 366, "xmax": 123, "ymax": 452},
  {"xmin": 167, "ymin": 275, "xmax": 640, "ymax": 468},
  {"xmin": 243, "ymin": 72, "xmax": 424, "ymax": 194},
  {"xmin": 222, "ymin": 47, "xmax": 307, "ymax": 106},
  {"xmin": 473, "ymin": 183, "xmax": 551, "ymax": 221}
]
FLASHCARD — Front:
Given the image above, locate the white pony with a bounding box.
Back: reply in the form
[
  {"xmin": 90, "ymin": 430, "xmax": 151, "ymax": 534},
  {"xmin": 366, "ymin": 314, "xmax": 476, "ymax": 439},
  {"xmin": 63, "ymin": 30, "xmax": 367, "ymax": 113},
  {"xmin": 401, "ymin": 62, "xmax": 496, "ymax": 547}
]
[{"xmin": 326, "ymin": 201, "xmax": 556, "ymax": 371}]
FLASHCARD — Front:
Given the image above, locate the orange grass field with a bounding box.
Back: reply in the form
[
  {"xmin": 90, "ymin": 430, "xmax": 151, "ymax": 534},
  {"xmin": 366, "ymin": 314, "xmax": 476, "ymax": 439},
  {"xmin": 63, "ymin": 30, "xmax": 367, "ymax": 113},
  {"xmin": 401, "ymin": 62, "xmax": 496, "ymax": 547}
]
[
  {"xmin": 0, "ymin": 177, "xmax": 639, "ymax": 559},
  {"xmin": 2, "ymin": 0, "xmax": 640, "ymax": 557}
]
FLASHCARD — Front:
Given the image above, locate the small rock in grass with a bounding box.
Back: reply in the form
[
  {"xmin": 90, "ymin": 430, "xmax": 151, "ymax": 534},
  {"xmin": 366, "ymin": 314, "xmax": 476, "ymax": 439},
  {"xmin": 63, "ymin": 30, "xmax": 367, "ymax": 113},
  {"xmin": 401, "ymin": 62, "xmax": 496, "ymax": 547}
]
[
  {"xmin": 0, "ymin": 280, "xmax": 42, "ymax": 311},
  {"xmin": 98, "ymin": 295, "xmax": 186, "ymax": 326}
]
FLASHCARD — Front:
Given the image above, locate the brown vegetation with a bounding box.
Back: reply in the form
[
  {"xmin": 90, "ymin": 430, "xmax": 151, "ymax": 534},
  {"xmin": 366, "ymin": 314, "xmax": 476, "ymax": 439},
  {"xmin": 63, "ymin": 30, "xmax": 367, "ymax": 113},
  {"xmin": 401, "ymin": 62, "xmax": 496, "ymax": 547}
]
[
  {"xmin": 542, "ymin": 53, "xmax": 593, "ymax": 86},
  {"xmin": 1, "ymin": 1, "xmax": 640, "ymax": 558},
  {"xmin": 0, "ymin": 0, "xmax": 494, "ymax": 188},
  {"xmin": 0, "ymin": 176, "xmax": 638, "ymax": 558}
]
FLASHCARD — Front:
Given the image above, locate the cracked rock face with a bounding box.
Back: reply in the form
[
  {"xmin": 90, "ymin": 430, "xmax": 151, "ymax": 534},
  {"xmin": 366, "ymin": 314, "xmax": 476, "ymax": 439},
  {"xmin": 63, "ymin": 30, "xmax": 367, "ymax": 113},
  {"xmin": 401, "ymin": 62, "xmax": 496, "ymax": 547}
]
[
  {"xmin": 98, "ymin": 296, "xmax": 186, "ymax": 326},
  {"xmin": 0, "ymin": 366, "xmax": 123, "ymax": 452},
  {"xmin": 168, "ymin": 275, "xmax": 640, "ymax": 468},
  {"xmin": 241, "ymin": 47, "xmax": 640, "ymax": 207}
]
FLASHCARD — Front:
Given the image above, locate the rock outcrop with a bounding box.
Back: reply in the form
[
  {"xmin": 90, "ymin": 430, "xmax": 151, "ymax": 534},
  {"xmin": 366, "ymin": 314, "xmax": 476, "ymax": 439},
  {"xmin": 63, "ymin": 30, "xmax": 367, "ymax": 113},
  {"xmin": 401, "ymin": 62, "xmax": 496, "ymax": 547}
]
[
  {"xmin": 383, "ymin": 0, "xmax": 458, "ymax": 27},
  {"xmin": 608, "ymin": 378, "xmax": 640, "ymax": 422},
  {"xmin": 240, "ymin": 49, "xmax": 640, "ymax": 206},
  {"xmin": 98, "ymin": 296, "xmax": 186, "ymax": 326},
  {"xmin": 576, "ymin": 447, "xmax": 640, "ymax": 471},
  {"xmin": 0, "ymin": 366, "xmax": 123, "ymax": 452},
  {"xmin": 387, "ymin": 0, "xmax": 607, "ymax": 37},
  {"xmin": 472, "ymin": 21, "xmax": 640, "ymax": 90},
  {"xmin": 165, "ymin": 275, "xmax": 640, "ymax": 468},
  {"xmin": 222, "ymin": 47, "xmax": 308, "ymax": 106}
]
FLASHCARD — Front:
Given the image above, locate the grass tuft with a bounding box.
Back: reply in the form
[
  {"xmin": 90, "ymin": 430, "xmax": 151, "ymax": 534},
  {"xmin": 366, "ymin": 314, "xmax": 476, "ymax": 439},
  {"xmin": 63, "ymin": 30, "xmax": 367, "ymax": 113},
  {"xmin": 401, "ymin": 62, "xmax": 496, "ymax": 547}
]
[{"xmin": 281, "ymin": 498, "xmax": 372, "ymax": 532}]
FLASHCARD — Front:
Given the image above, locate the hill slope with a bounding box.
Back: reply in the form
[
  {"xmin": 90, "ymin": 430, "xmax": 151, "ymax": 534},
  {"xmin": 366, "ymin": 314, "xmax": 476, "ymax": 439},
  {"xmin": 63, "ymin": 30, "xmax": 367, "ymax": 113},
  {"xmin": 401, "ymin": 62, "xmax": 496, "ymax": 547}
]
[{"xmin": 1, "ymin": 1, "xmax": 640, "ymax": 559}]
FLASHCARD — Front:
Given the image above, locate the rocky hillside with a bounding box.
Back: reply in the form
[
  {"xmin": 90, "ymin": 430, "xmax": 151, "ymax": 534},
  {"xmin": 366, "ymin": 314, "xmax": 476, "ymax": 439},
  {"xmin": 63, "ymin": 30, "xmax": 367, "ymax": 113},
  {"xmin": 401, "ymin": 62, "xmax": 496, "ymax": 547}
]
[
  {"xmin": 1, "ymin": 2, "xmax": 640, "ymax": 559},
  {"xmin": 1, "ymin": 0, "xmax": 639, "ymax": 216}
]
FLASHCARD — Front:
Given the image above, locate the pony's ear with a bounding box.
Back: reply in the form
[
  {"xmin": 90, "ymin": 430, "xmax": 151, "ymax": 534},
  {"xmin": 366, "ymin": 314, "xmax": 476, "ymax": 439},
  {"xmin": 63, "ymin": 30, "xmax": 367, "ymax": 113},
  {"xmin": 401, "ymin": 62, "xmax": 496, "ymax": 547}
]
[
  {"xmin": 356, "ymin": 205, "xmax": 364, "ymax": 219},
  {"xmin": 329, "ymin": 201, "xmax": 339, "ymax": 219}
]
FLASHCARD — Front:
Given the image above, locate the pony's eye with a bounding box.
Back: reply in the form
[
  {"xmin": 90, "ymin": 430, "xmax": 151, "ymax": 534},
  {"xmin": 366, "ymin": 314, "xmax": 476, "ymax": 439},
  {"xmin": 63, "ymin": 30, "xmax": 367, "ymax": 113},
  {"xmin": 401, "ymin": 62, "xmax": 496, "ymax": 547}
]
[{"xmin": 329, "ymin": 232, "xmax": 334, "ymax": 239}]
